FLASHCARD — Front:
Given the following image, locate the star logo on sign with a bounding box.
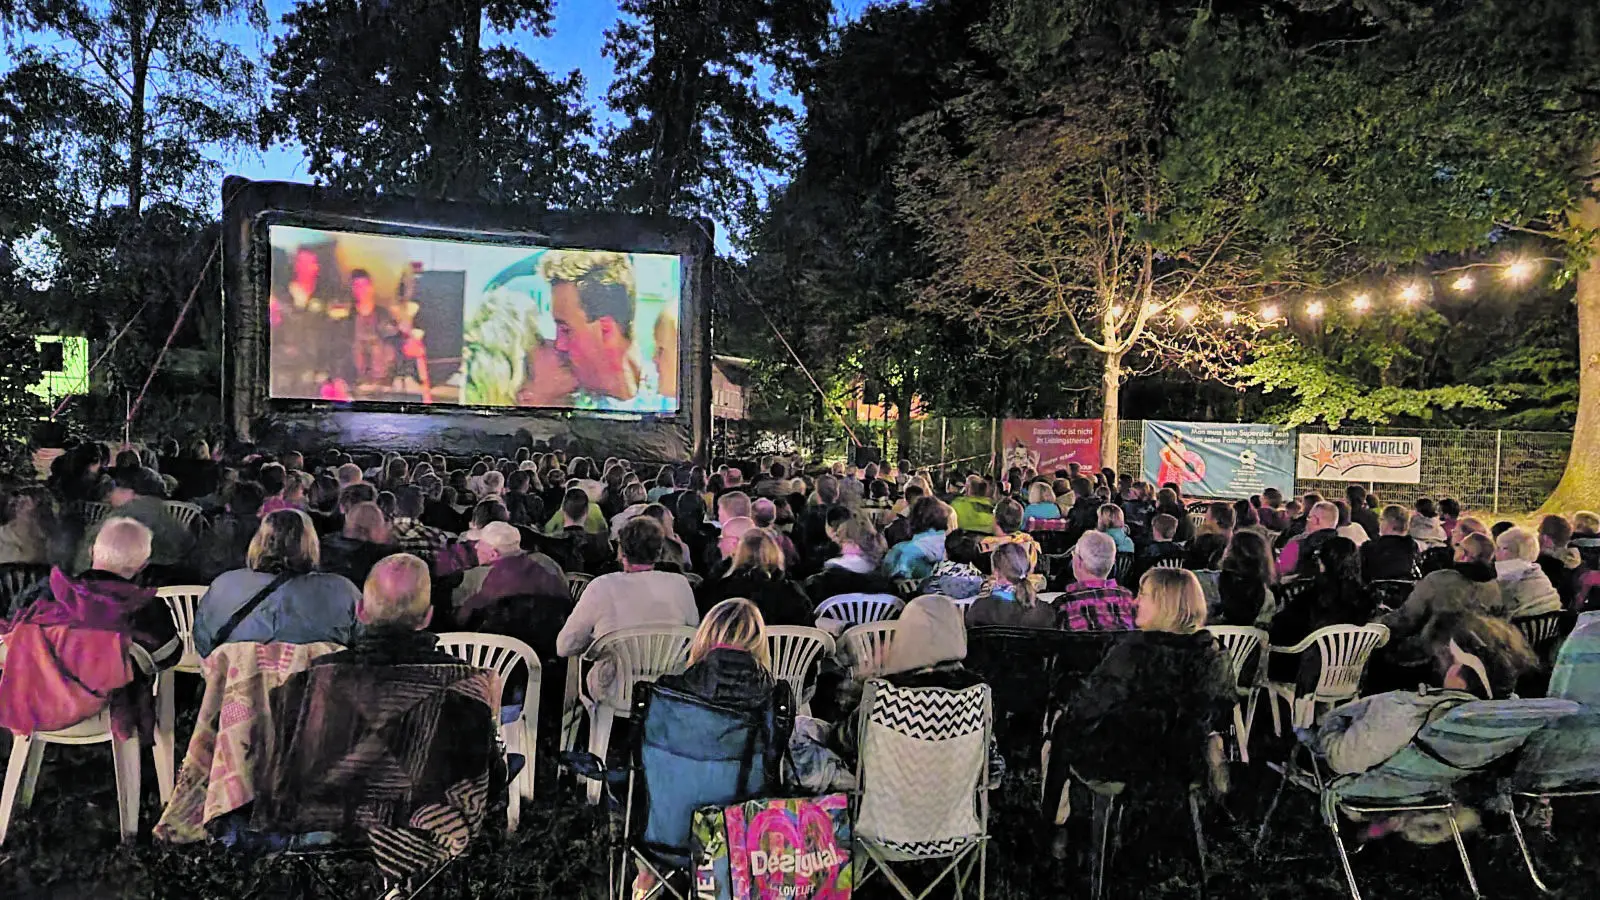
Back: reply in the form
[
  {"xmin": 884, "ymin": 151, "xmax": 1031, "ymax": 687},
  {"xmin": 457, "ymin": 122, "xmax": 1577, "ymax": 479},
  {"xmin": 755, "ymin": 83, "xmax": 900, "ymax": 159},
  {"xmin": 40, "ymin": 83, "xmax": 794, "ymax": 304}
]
[{"xmin": 1310, "ymin": 445, "xmax": 1338, "ymax": 474}]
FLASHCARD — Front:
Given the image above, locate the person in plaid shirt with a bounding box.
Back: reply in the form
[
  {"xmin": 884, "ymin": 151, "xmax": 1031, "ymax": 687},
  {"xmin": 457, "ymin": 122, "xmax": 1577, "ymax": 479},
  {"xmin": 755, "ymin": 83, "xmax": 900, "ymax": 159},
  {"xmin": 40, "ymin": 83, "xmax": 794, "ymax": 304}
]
[
  {"xmin": 1054, "ymin": 531, "xmax": 1136, "ymax": 632},
  {"xmin": 390, "ymin": 485, "xmax": 455, "ymax": 565}
]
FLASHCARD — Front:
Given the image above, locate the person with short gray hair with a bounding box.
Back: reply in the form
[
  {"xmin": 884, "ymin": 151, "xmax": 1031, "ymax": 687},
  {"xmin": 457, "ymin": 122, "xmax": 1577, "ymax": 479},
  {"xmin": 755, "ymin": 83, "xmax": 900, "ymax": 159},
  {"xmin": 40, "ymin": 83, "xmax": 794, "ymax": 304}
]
[
  {"xmin": 1278, "ymin": 500, "xmax": 1341, "ymax": 579},
  {"xmin": 1495, "ymin": 526, "xmax": 1562, "ymax": 621},
  {"xmin": 1055, "ymin": 531, "xmax": 1136, "ymax": 632}
]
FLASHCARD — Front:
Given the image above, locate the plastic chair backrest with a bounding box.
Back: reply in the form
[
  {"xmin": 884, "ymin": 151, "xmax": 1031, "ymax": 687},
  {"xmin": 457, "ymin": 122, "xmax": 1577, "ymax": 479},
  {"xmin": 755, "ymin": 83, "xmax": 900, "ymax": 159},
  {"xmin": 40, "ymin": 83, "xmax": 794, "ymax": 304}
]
[
  {"xmin": 765, "ymin": 626, "xmax": 835, "ymax": 703},
  {"xmin": 1187, "ymin": 511, "xmax": 1207, "ymax": 531},
  {"xmin": 163, "ymin": 501, "xmax": 204, "ymax": 531},
  {"xmin": 839, "ymin": 622, "xmax": 899, "ymax": 681},
  {"xmin": 435, "ymin": 632, "xmax": 543, "ymax": 690},
  {"xmin": 1305, "ymin": 623, "xmax": 1389, "ymax": 703},
  {"xmin": 1333, "ymin": 698, "xmax": 1579, "ymax": 805},
  {"xmin": 1204, "ymin": 626, "xmax": 1267, "ymax": 691},
  {"xmin": 854, "ymin": 679, "xmax": 991, "ymax": 851},
  {"xmin": 1110, "ymin": 552, "xmax": 1134, "ymax": 584},
  {"xmin": 566, "ymin": 573, "xmax": 592, "ymax": 601},
  {"xmin": 816, "ymin": 593, "xmax": 904, "ymax": 626},
  {"xmin": 155, "ymin": 585, "xmax": 208, "ymax": 671},
  {"xmin": 586, "ymin": 625, "xmax": 695, "ymax": 708},
  {"xmin": 1515, "ymin": 612, "xmax": 1565, "ymax": 655},
  {"xmin": 1154, "ymin": 558, "xmax": 1184, "ymax": 570},
  {"xmin": 0, "ymin": 563, "xmax": 49, "ymax": 609},
  {"xmin": 78, "ymin": 501, "xmax": 111, "ymax": 525}
]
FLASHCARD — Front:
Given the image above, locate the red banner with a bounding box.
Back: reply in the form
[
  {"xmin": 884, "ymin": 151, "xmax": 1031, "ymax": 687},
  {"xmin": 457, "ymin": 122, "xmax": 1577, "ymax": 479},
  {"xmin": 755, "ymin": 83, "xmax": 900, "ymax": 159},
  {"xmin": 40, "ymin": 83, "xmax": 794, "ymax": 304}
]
[{"xmin": 1000, "ymin": 419, "xmax": 1102, "ymax": 475}]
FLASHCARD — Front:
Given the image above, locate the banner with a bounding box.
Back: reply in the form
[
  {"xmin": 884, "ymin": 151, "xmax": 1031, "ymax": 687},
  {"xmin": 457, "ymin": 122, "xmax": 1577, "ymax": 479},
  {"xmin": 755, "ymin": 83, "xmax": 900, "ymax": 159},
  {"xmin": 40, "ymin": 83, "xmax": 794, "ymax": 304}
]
[
  {"xmin": 1297, "ymin": 433, "xmax": 1422, "ymax": 484},
  {"xmin": 1000, "ymin": 419, "xmax": 1102, "ymax": 475},
  {"xmin": 1142, "ymin": 421, "xmax": 1294, "ymax": 500}
]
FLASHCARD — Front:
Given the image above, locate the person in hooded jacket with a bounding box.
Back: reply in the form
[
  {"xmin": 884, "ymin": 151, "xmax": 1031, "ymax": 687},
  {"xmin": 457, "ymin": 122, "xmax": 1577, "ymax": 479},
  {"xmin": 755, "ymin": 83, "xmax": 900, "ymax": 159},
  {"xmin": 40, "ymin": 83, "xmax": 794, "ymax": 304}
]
[
  {"xmin": 695, "ymin": 529, "xmax": 813, "ymax": 626},
  {"xmin": 1380, "ymin": 532, "xmax": 1505, "ymax": 668},
  {"xmin": 882, "ymin": 496, "xmax": 955, "ymax": 582},
  {"xmin": 1494, "ymin": 526, "xmax": 1563, "ymax": 621}
]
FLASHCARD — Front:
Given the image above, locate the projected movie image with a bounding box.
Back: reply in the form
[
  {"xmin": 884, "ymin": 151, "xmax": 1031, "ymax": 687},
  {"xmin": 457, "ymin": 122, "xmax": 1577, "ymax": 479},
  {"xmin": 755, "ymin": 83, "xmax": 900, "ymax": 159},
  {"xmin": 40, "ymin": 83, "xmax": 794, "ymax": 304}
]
[{"xmin": 268, "ymin": 225, "xmax": 682, "ymax": 413}]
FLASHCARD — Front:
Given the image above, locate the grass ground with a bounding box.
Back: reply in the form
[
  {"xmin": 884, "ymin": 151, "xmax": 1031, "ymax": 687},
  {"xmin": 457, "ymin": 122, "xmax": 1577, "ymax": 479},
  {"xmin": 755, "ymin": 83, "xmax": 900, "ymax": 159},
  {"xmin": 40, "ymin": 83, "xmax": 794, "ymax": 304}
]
[{"xmin": 2, "ymin": 710, "xmax": 1599, "ymax": 899}]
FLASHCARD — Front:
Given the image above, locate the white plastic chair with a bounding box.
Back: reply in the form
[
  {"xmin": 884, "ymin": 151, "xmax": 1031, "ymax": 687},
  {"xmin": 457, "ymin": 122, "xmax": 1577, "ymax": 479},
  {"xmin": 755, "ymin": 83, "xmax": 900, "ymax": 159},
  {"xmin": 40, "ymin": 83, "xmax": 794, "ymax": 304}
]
[
  {"xmin": 1204, "ymin": 626, "xmax": 1268, "ymax": 764},
  {"xmin": 571, "ymin": 625, "xmax": 695, "ymax": 805},
  {"xmin": 839, "ymin": 622, "xmax": 899, "ymax": 682},
  {"xmin": 815, "ymin": 594, "xmax": 904, "ymax": 628},
  {"xmin": 0, "ymin": 643, "xmax": 155, "ymax": 846},
  {"xmin": 567, "ymin": 573, "xmax": 593, "ymax": 601},
  {"xmin": 152, "ymin": 585, "xmax": 207, "ymax": 803},
  {"xmin": 1154, "ymin": 559, "xmax": 1185, "ymax": 570},
  {"xmin": 1187, "ymin": 511, "xmax": 1208, "ymax": 532},
  {"xmin": 435, "ymin": 632, "xmax": 542, "ymax": 832},
  {"xmin": 766, "ymin": 626, "xmax": 836, "ymax": 716},
  {"xmin": 163, "ymin": 501, "xmax": 206, "ymax": 533},
  {"xmin": 1266, "ymin": 623, "xmax": 1389, "ymax": 733},
  {"xmin": 77, "ymin": 501, "xmax": 111, "ymax": 525}
]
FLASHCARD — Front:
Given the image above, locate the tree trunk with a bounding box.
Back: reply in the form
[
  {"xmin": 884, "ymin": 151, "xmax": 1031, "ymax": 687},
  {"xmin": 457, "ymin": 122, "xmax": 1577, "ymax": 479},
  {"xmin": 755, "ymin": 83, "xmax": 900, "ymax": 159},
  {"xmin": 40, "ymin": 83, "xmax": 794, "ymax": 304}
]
[
  {"xmin": 1101, "ymin": 351, "xmax": 1121, "ymax": 474},
  {"xmin": 128, "ymin": 20, "xmax": 148, "ymax": 214},
  {"xmin": 1540, "ymin": 148, "xmax": 1600, "ymax": 514},
  {"xmin": 895, "ymin": 378, "xmax": 913, "ymax": 465}
]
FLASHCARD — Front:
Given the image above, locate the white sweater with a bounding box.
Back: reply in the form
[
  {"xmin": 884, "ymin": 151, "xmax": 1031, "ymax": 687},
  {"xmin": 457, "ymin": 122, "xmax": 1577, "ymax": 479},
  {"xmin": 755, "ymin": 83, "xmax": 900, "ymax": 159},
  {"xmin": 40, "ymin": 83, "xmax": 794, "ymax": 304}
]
[{"xmin": 556, "ymin": 569, "xmax": 699, "ymax": 658}]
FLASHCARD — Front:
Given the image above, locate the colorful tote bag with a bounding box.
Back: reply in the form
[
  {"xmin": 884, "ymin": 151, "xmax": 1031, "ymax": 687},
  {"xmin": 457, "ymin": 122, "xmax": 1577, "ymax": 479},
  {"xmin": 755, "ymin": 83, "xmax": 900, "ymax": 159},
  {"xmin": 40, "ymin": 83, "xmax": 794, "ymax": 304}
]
[{"xmin": 692, "ymin": 793, "xmax": 853, "ymax": 900}]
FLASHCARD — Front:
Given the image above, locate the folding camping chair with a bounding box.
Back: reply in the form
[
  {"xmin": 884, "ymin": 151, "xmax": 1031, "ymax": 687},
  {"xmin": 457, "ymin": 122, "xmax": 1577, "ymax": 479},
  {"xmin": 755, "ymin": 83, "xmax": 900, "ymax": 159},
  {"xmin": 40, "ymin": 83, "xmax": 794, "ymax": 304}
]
[
  {"xmin": 597, "ymin": 680, "xmax": 793, "ymax": 900},
  {"xmin": 1256, "ymin": 698, "xmax": 1578, "ymax": 900},
  {"xmin": 853, "ymin": 678, "xmax": 992, "ymax": 900}
]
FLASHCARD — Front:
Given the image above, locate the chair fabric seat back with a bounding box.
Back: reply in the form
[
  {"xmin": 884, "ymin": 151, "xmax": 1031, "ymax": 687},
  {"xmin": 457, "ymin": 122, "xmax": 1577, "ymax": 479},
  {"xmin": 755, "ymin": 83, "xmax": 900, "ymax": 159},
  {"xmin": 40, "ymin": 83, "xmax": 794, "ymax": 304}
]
[
  {"xmin": 816, "ymin": 593, "xmax": 903, "ymax": 627},
  {"xmin": 634, "ymin": 681, "xmax": 792, "ymax": 867},
  {"xmin": 1331, "ymin": 698, "xmax": 1578, "ymax": 806},
  {"xmin": 838, "ymin": 622, "xmax": 898, "ymax": 681},
  {"xmin": 855, "ymin": 679, "xmax": 991, "ymax": 860}
]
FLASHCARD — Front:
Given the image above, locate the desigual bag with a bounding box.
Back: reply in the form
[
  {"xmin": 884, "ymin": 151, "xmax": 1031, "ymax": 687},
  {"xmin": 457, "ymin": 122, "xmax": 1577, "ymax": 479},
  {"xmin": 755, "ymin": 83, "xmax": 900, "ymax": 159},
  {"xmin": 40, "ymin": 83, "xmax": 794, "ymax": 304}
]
[{"xmin": 691, "ymin": 793, "xmax": 853, "ymax": 900}]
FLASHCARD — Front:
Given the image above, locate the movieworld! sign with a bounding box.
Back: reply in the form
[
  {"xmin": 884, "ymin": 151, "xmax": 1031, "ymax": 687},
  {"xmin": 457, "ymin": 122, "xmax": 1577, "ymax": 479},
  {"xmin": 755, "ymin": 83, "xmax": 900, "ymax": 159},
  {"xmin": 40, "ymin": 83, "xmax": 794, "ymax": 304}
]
[{"xmin": 1297, "ymin": 434, "xmax": 1423, "ymax": 484}]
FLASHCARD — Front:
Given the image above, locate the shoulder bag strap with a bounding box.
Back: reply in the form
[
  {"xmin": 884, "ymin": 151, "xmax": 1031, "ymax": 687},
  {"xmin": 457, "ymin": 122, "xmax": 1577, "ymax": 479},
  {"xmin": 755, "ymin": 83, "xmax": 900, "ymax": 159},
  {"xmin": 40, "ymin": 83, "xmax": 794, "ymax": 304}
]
[{"xmin": 211, "ymin": 571, "xmax": 294, "ymax": 648}]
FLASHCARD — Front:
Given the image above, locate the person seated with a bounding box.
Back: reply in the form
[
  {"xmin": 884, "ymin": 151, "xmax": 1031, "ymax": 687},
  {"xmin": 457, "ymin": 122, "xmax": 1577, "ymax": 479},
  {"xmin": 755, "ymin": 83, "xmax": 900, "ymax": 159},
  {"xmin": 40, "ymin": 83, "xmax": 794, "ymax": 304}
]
[
  {"xmin": 1409, "ymin": 498, "xmax": 1449, "ymax": 550},
  {"xmin": 967, "ymin": 542, "xmax": 1054, "ymax": 629},
  {"xmin": 696, "ymin": 529, "xmax": 813, "ymax": 626},
  {"xmin": 73, "ymin": 470, "xmax": 196, "ymax": 576},
  {"xmin": 659, "ymin": 598, "xmax": 778, "ymax": 711},
  {"xmin": 1536, "ymin": 514, "xmax": 1583, "ymax": 610},
  {"xmin": 0, "ymin": 518, "xmax": 181, "ymax": 736},
  {"xmin": 751, "ymin": 498, "xmax": 801, "ymax": 570},
  {"xmin": 1130, "ymin": 513, "xmax": 1187, "ymax": 583},
  {"xmin": 882, "ymin": 496, "xmax": 955, "ymax": 582},
  {"xmin": 977, "ymin": 497, "xmax": 1040, "ymax": 565},
  {"xmin": 451, "ymin": 521, "xmax": 567, "ymax": 625},
  {"xmin": 1024, "ymin": 482, "xmax": 1063, "ymax": 521},
  {"xmin": 1059, "ymin": 477, "xmax": 1101, "ymax": 538},
  {"xmin": 1494, "ymin": 526, "xmax": 1563, "ymax": 621},
  {"xmin": 0, "ymin": 486, "xmax": 55, "ymax": 569},
  {"xmin": 253, "ymin": 554, "xmax": 503, "ymax": 886},
  {"xmin": 804, "ymin": 513, "xmax": 900, "ymax": 604},
  {"xmin": 556, "ymin": 517, "xmax": 699, "ymax": 693},
  {"xmin": 1278, "ymin": 501, "xmax": 1339, "ymax": 580},
  {"xmin": 714, "ymin": 490, "xmax": 753, "ymax": 530},
  {"xmin": 1268, "ymin": 537, "xmax": 1371, "ymax": 683},
  {"xmin": 1345, "ymin": 485, "xmax": 1380, "ymax": 539},
  {"xmin": 1154, "ymin": 487, "xmax": 1193, "ymax": 544},
  {"xmin": 1361, "ymin": 504, "xmax": 1420, "ymax": 582},
  {"xmin": 542, "ymin": 483, "xmax": 607, "ymax": 535},
  {"xmin": 1379, "ymin": 532, "xmax": 1504, "ymax": 670},
  {"xmin": 260, "ymin": 467, "xmax": 309, "ymax": 517},
  {"xmin": 949, "ymin": 476, "xmax": 997, "ymax": 534},
  {"xmin": 1438, "ymin": 497, "xmax": 1462, "ymax": 545},
  {"xmin": 1333, "ymin": 500, "xmax": 1369, "ymax": 546},
  {"xmin": 544, "ymin": 489, "xmax": 613, "ymax": 575},
  {"xmin": 1055, "ymin": 532, "xmax": 1137, "ymax": 632},
  {"xmin": 1119, "ymin": 482, "xmax": 1156, "ymax": 539},
  {"xmin": 1316, "ymin": 612, "xmax": 1535, "ymax": 841},
  {"xmin": 1041, "ymin": 568, "xmax": 1236, "ymax": 856},
  {"xmin": 634, "ymin": 503, "xmax": 693, "ymax": 572},
  {"xmin": 1187, "ymin": 502, "xmax": 1233, "ymax": 569},
  {"xmin": 385, "ymin": 485, "xmax": 454, "ymax": 567},
  {"xmin": 1571, "ymin": 511, "xmax": 1600, "ymax": 569},
  {"xmin": 194, "ymin": 510, "xmax": 360, "ymax": 657},
  {"xmin": 1214, "ymin": 530, "xmax": 1277, "ymax": 627},
  {"xmin": 922, "ymin": 530, "xmax": 986, "ymax": 601},
  {"xmin": 193, "ymin": 480, "xmax": 266, "ymax": 583},
  {"xmin": 608, "ymin": 481, "xmax": 652, "ymax": 540},
  {"xmin": 318, "ymin": 501, "xmax": 392, "ymax": 588}
]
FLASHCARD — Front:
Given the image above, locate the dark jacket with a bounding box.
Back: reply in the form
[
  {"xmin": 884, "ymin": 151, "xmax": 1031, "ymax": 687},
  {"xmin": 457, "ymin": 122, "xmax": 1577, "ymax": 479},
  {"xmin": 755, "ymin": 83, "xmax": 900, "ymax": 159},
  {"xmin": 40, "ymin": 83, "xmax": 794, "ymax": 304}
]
[
  {"xmin": 1351, "ymin": 506, "xmax": 1381, "ymax": 542},
  {"xmin": 1156, "ymin": 503, "xmax": 1194, "ymax": 543},
  {"xmin": 657, "ymin": 647, "xmax": 775, "ymax": 712},
  {"xmin": 964, "ymin": 583, "xmax": 1057, "ymax": 629},
  {"xmin": 1268, "ymin": 576, "xmax": 1372, "ymax": 650},
  {"xmin": 503, "ymin": 492, "xmax": 545, "ymax": 529},
  {"xmin": 315, "ymin": 626, "xmax": 461, "ymax": 667},
  {"xmin": 1213, "ymin": 571, "xmax": 1270, "ymax": 627},
  {"xmin": 1050, "ymin": 630, "xmax": 1234, "ymax": 788},
  {"xmin": 796, "ymin": 504, "xmax": 838, "ymax": 573},
  {"xmin": 1129, "ymin": 540, "xmax": 1186, "ymax": 585},
  {"xmin": 1120, "ymin": 499, "xmax": 1156, "ymax": 539},
  {"xmin": 319, "ymin": 534, "xmax": 391, "ymax": 587},
  {"xmin": 696, "ymin": 568, "xmax": 813, "ymax": 626},
  {"xmin": 803, "ymin": 559, "xmax": 899, "ymax": 603},
  {"xmin": 1362, "ymin": 534, "xmax": 1420, "ymax": 582},
  {"xmin": 1187, "ymin": 532, "xmax": 1229, "ymax": 570},
  {"xmin": 195, "ymin": 513, "xmax": 260, "ymax": 582},
  {"xmin": 421, "ymin": 499, "xmax": 466, "ymax": 534}
]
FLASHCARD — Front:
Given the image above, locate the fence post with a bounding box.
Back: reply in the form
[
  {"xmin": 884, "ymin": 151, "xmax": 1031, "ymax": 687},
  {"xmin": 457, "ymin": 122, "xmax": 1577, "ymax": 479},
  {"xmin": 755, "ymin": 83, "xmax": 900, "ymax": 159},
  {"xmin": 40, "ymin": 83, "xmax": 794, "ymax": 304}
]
[
  {"xmin": 1370, "ymin": 425, "xmax": 1377, "ymax": 494},
  {"xmin": 990, "ymin": 418, "xmax": 999, "ymax": 474},
  {"xmin": 939, "ymin": 418, "xmax": 948, "ymax": 473},
  {"xmin": 1493, "ymin": 429, "xmax": 1503, "ymax": 515}
]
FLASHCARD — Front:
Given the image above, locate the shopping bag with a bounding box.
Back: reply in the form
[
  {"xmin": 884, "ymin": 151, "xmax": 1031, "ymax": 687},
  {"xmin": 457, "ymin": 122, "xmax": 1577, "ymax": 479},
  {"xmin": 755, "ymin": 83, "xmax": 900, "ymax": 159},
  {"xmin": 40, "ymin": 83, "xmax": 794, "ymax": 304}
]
[{"xmin": 693, "ymin": 794, "xmax": 853, "ymax": 900}]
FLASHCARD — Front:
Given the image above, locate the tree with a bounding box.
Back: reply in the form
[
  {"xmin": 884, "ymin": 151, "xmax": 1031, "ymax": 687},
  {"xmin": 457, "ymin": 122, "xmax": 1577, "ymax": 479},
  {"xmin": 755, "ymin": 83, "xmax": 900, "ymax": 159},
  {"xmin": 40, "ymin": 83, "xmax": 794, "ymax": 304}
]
[
  {"xmin": 899, "ymin": 67, "xmax": 1305, "ymax": 469},
  {"xmin": 1165, "ymin": 0, "xmax": 1600, "ymax": 510},
  {"xmin": 602, "ymin": 0, "xmax": 830, "ymax": 227},
  {"xmin": 267, "ymin": 0, "xmax": 597, "ymax": 205},
  {"xmin": 3, "ymin": 0, "xmax": 265, "ymax": 214}
]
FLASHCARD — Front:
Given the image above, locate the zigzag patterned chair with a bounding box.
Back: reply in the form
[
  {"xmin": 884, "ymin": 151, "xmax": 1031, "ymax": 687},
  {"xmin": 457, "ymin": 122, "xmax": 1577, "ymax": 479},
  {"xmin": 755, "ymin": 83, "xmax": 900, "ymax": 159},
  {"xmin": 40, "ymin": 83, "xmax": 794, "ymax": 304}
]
[{"xmin": 852, "ymin": 678, "xmax": 992, "ymax": 900}]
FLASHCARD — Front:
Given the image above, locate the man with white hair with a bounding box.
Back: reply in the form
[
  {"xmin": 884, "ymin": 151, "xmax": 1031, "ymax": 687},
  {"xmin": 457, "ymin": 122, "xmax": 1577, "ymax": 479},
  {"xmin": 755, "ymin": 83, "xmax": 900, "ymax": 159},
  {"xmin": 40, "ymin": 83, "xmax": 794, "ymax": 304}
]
[
  {"xmin": 452, "ymin": 522, "xmax": 567, "ymax": 624},
  {"xmin": 1496, "ymin": 526, "xmax": 1563, "ymax": 621},
  {"xmin": 335, "ymin": 462, "xmax": 365, "ymax": 489},
  {"xmin": 1055, "ymin": 531, "xmax": 1136, "ymax": 632},
  {"xmin": 0, "ymin": 517, "xmax": 180, "ymax": 734},
  {"xmin": 1278, "ymin": 500, "xmax": 1340, "ymax": 578}
]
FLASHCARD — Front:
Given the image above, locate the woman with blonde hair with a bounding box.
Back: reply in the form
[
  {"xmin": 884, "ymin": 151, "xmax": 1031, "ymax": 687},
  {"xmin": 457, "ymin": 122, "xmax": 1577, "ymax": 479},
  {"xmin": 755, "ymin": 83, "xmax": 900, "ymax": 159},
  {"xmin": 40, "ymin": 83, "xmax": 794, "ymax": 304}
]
[
  {"xmin": 1024, "ymin": 482, "xmax": 1062, "ymax": 521},
  {"xmin": 193, "ymin": 509, "xmax": 359, "ymax": 657},
  {"xmin": 696, "ymin": 529, "xmax": 813, "ymax": 626},
  {"xmin": 1041, "ymin": 567, "xmax": 1236, "ymax": 856},
  {"xmin": 967, "ymin": 541, "xmax": 1054, "ymax": 628},
  {"xmin": 658, "ymin": 598, "xmax": 775, "ymax": 710}
]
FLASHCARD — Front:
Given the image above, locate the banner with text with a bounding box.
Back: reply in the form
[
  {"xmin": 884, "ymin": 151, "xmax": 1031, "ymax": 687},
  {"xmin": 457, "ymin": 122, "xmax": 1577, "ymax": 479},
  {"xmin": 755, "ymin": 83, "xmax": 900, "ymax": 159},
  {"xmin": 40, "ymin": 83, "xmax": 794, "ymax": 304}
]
[
  {"xmin": 1001, "ymin": 419, "xmax": 1102, "ymax": 474},
  {"xmin": 1297, "ymin": 433, "xmax": 1423, "ymax": 484},
  {"xmin": 1142, "ymin": 421, "xmax": 1295, "ymax": 500}
]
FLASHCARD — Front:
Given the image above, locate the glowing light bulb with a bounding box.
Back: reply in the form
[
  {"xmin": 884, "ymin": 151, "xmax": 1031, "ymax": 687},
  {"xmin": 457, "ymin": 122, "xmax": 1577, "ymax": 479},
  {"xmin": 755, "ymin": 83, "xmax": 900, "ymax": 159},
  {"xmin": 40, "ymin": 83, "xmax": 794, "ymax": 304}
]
[
  {"xmin": 1504, "ymin": 259, "xmax": 1536, "ymax": 283},
  {"xmin": 1178, "ymin": 305, "xmax": 1200, "ymax": 322},
  {"xmin": 1452, "ymin": 274, "xmax": 1475, "ymax": 293},
  {"xmin": 1220, "ymin": 310, "xmax": 1236, "ymax": 326},
  {"xmin": 1305, "ymin": 300, "xmax": 1325, "ymax": 319},
  {"xmin": 1110, "ymin": 304, "xmax": 1124, "ymax": 318},
  {"xmin": 1351, "ymin": 293, "xmax": 1372, "ymax": 312},
  {"xmin": 1400, "ymin": 283, "xmax": 1424, "ymax": 305},
  {"xmin": 1260, "ymin": 303, "xmax": 1280, "ymax": 322}
]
